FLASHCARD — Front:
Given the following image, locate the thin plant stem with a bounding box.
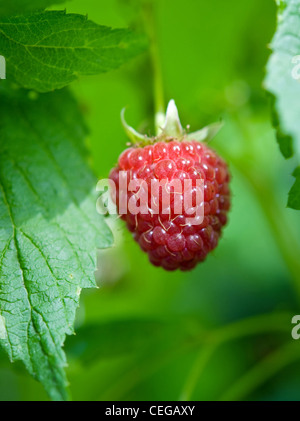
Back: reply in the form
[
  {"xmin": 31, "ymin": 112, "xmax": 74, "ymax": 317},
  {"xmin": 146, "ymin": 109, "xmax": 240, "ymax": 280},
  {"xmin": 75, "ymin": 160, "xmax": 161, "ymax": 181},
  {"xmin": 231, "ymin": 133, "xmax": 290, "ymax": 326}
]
[
  {"xmin": 180, "ymin": 311, "xmax": 291, "ymax": 400},
  {"xmin": 142, "ymin": 0, "xmax": 165, "ymax": 135},
  {"xmin": 219, "ymin": 342, "xmax": 300, "ymax": 401},
  {"xmin": 179, "ymin": 340, "xmax": 218, "ymax": 401},
  {"xmin": 216, "ymin": 115, "xmax": 300, "ymax": 303}
]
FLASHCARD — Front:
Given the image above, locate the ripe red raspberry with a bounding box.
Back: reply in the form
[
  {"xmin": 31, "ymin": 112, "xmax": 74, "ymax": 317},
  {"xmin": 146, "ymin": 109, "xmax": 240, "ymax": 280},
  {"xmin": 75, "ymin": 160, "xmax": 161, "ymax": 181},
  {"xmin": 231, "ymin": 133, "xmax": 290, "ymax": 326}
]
[{"xmin": 109, "ymin": 139, "xmax": 230, "ymax": 271}]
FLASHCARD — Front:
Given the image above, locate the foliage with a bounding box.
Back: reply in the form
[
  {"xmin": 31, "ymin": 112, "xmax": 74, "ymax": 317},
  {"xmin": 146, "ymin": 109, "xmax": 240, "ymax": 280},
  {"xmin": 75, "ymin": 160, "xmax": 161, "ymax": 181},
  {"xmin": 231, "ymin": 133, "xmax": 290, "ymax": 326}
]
[
  {"xmin": 265, "ymin": 0, "xmax": 300, "ymax": 208},
  {"xmin": 0, "ymin": 1, "xmax": 144, "ymax": 400},
  {"xmin": 0, "ymin": 0, "xmax": 300, "ymax": 402}
]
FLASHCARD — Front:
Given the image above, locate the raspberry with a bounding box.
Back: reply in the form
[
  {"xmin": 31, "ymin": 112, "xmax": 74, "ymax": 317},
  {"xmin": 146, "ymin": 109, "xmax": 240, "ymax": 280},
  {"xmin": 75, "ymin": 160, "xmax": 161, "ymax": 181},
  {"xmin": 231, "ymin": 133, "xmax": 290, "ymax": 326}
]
[{"xmin": 109, "ymin": 139, "xmax": 230, "ymax": 271}]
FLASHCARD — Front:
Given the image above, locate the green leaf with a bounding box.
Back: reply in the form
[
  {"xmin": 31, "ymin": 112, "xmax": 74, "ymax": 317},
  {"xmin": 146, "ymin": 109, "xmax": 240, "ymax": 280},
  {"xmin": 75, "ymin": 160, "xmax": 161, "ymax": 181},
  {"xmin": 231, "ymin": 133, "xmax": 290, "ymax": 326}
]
[
  {"xmin": 269, "ymin": 94, "xmax": 294, "ymax": 159},
  {"xmin": 0, "ymin": 10, "xmax": 147, "ymax": 92},
  {"xmin": 288, "ymin": 167, "xmax": 300, "ymax": 209},
  {"xmin": 264, "ymin": 0, "xmax": 300, "ymax": 161},
  {"xmin": 0, "ymin": 1, "xmax": 68, "ymax": 17},
  {"xmin": 0, "ymin": 84, "xmax": 113, "ymax": 400}
]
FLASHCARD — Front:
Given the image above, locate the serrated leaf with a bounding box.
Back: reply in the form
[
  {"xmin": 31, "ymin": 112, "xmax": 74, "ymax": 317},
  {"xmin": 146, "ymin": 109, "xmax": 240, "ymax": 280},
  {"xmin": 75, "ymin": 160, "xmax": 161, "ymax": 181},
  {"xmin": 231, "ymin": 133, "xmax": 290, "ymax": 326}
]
[
  {"xmin": 0, "ymin": 85, "xmax": 113, "ymax": 400},
  {"xmin": 264, "ymin": 0, "xmax": 300, "ymax": 161},
  {"xmin": 0, "ymin": 0, "xmax": 68, "ymax": 17},
  {"xmin": 288, "ymin": 167, "xmax": 300, "ymax": 209},
  {"xmin": 0, "ymin": 10, "xmax": 147, "ymax": 92}
]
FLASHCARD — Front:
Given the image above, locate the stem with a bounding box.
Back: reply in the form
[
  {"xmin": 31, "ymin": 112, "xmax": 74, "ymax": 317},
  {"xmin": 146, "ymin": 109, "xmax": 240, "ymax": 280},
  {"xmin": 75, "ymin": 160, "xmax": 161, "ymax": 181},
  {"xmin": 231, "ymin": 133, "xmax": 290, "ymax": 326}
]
[
  {"xmin": 142, "ymin": 0, "xmax": 165, "ymax": 135},
  {"xmin": 179, "ymin": 340, "xmax": 217, "ymax": 401},
  {"xmin": 180, "ymin": 311, "xmax": 291, "ymax": 400},
  {"xmin": 245, "ymin": 170, "xmax": 300, "ymax": 301},
  {"xmin": 220, "ymin": 342, "xmax": 300, "ymax": 401},
  {"xmin": 216, "ymin": 115, "xmax": 300, "ymax": 303}
]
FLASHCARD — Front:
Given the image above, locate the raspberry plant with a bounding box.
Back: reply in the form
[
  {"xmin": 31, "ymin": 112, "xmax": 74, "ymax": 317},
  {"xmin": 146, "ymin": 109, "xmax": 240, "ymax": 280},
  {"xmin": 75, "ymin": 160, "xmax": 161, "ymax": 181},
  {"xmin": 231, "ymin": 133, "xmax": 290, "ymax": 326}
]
[{"xmin": 0, "ymin": 0, "xmax": 299, "ymax": 403}]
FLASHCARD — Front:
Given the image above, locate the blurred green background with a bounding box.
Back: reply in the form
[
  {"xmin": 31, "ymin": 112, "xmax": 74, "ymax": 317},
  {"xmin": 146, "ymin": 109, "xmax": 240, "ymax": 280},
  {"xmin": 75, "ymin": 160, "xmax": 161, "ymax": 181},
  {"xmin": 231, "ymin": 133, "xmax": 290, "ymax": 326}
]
[{"xmin": 1, "ymin": 0, "xmax": 300, "ymax": 401}]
